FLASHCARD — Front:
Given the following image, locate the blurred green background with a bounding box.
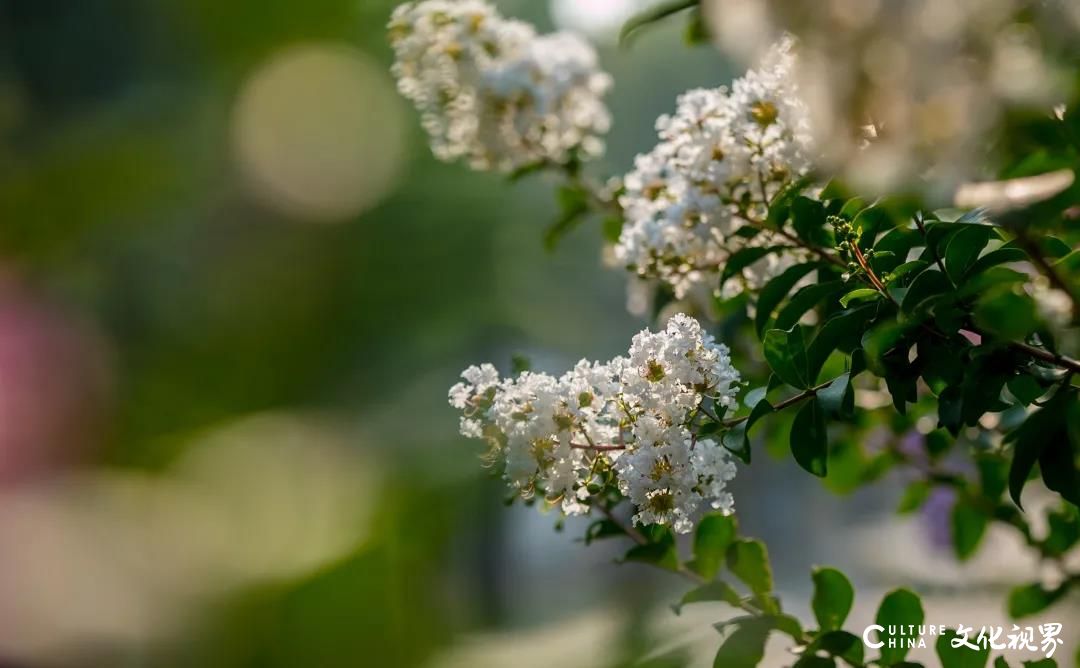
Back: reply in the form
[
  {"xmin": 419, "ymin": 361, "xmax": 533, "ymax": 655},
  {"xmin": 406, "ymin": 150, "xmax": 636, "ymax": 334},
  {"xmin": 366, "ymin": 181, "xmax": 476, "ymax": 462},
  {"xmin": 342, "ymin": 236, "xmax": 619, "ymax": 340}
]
[
  {"xmin": 2, "ymin": 2, "xmax": 1070, "ymax": 667},
  {"xmin": 0, "ymin": 1, "xmax": 738, "ymax": 665}
]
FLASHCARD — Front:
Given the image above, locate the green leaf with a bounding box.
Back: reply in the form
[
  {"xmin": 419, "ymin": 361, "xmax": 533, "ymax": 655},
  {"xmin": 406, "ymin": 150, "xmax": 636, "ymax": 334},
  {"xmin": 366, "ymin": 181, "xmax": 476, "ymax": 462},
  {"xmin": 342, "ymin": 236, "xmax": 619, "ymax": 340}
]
[
  {"xmin": 767, "ymin": 175, "xmax": 815, "ymax": 227},
  {"xmin": 601, "ymin": 216, "xmax": 624, "ymax": 244},
  {"xmin": 1007, "ymin": 582, "xmax": 1067, "ymax": 618},
  {"xmin": 713, "ymin": 616, "xmax": 774, "ymax": 668},
  {"xmin": 1008, "ymin": 390, "xmax": 1075, "ymax": 508},
  {"xmin": 840, "ymin": 288, "xmax": 879, "ymax": 308},
  {"xmin": 817, "ymin": 372, "xmax": 853, "ymax": 418},
  {"xmin": 951, "ymin": 500, "xmax": 988, "ymax": 561},
  {"xmin": 793, "ymin": 656, "xmax": 835, "ymax": 668},
  {"xmin": 819, "ymin": 180, "xmax": 850, "ymax": 202},
  {"xmin": 875, "ymin": 588, "xmax": 924, "ymax": 665},
  {"xmin": 886, "ymin": 260, "xmax": 930, "ymax": 287},
  {"xmin": 918, "ymin": 338, "xmax": 964, "ymax": 394},
  {"xmin": 775, "ymin": 281, "xmax": 845, "ymax": 331},
  {"xmin": 623, "ymin": 529, "xmax": 679, "ymax": 571},
  {"xmin": 683, "ymin": 7, "xmax": 710, "ymax": 44},
  {"xmin": 722, "ymin": 397, "xmax": 774, "ymax": 463},
  {"xmin": 807, "ymin": 306, "xmax": 877, "ymax": 382},
  {"xmin": 953, "ymin": 267, "xmax": 1028, "ymax": 302},
  {"xmin": 744, "ymin": 386, "xmax": 768, "ymax": 409},
  {"xmin": 772, "ymin": 613, "xmax": 804, "ymax": 641},
  {"xmin": 994, "ymin": 658, "xmax": 1011, "ymax": 668},
  {"xmin": 584, "ymin": 519, "xmax": 625, "ymax": 545},
  {"xmin": 901, "ymin": 269, "xmax": 951, "ymax": 319},
  {"xmin": 692, "ymin": 513, "xmax": 737, "ymax": 580},
  {"xmin": 791, "ymin": 398, "xmax": 828, "ymax": 477},
  {"xmin": 807, "ymin": 630, "xmax": 863, "ymax": 666},
  {"xmin": 764, "ymin": 325, "xmax": 811, "ymax": 389},
  {"xmin": 675, "ymin": 580, "xmax": 742, "ymax": 613},
  {"xmin": 756, "ymin": 263, "xmax": 821, "ymax": 337},
  {"xmin": 958, "ymin": 352, "xmax": 1012, "ymax": 427},
  {"xmin": 1044, "ymin": 506, "xmax": 1080, "ymax": 556},
  {"xmin": 976, "ymin": 455, "xmax": 1008, "ymax": 500},
  {"xmin": 936, "ymin": 629, "xmax": 990, "ymax": 668},
  {"xmin": 544, "ymin": 184, "xmax": 590, "ymax": 251},
  {"xmin": 619, "ymin": 0, "xmax": 697, "ymax": 45},
  {"xmin": 792, "ymin": 196, "xmax": 831, "ymax": 246},
  {"xmin": 1007, "ymin": 375, "xmax": 1045, "ymax": 405},
  {"xmin": 721, "ymin": 245, "xmax": 789, "ymax": 285},
  {"xmin": 726, "ymin": 539, "xmax": 774, "ymax": 596},
  {"xmin": 811, "ymin": 567, "xmax": 855, "ymax": 631},
  {"xmin": 511, "ymin": 353, "xmax": 531, "ymax": 374},
  {"xmin": 897, "ymin": 480, "xmax": 931, "ymax": 513},
  {"xmin": 966, "ymin": 246, "xmax": 1027, "ymax": 277},
  {"xmin": 861, "ymin": 321, "xmax": 913, "ymax": 377},
  {"xmin": 507, "ymin": 161, "xmax": 548, "ymax": 181},
  {"xmin": 944, "ymin": 224, "xmax": 992, "ymax": 282},
  {"xmin": 975, "ymin": 288, "xmax": 1038, "ymax": 341},
  {"xmin": 1039, "ymin": 235, "xmax": 1073, "ymax": 258},
  {"xmin": 1037, "ymin": 407, "xmax": 1080, "ymax": 506}
]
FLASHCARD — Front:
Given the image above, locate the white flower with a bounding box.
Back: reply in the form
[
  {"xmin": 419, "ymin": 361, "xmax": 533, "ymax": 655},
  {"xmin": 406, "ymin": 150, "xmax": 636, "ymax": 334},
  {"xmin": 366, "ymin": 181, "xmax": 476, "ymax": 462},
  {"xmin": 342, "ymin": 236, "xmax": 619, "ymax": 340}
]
[
  {"xmin": 449, "ymin": 314, "xmax": 741, "ymax": 533},
  {"xmin": 614, "ymin": 36, "xmax": 812, "ymax": 301},
  {"xmin": 389, "ymin": 0, "xmax": 612, "ymax": 172}
]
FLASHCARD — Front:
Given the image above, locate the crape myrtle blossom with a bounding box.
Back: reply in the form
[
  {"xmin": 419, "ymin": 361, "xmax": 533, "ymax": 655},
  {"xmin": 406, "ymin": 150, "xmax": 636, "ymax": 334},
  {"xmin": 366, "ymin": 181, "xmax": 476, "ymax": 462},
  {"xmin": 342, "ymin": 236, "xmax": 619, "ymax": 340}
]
[
  {"xmin": 614, "ymin": 37, "xmax": 814, "ymax": 302},
  {"xmin": 449, "ymin": 314, "xmax": 741, "ymax": 533},
  {"xmin": 388, "ymin": 0, "xmax": 613, "ymax": 172},
  {"xmin": 703, "ymin": 0, "xmax": 1080, "ymax": 196}
]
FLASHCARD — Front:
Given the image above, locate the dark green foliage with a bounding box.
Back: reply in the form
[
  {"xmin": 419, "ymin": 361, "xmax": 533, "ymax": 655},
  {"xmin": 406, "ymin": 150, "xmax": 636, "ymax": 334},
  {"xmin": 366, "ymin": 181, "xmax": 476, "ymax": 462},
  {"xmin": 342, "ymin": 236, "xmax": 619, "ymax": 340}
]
[
  {"xmin": 764, "ymin": 325, "xmax": 813, "ymax": 389},
  {"xmin": 623, "ymin": 526, "xmax": 680, "ymax": 571},
  {"xmin": 791, "ymin": 398, "xmax": 828, "ymax": 476},
  {"xmin": 936, "ymin": 630, "xmax": 990, "ymax": 668}
]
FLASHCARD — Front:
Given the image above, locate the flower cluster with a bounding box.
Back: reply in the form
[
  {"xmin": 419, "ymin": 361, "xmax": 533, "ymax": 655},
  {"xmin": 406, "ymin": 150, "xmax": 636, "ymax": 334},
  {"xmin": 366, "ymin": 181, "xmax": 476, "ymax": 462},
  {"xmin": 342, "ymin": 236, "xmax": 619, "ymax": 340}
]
[
  {"xmin": 449, "ymin": 314, "xmax": 741, "ymax": 533},
  {"xmin": 388, "ymin": 0, "xmax": 613, "ymax": 172},
  {"xmin": 703, "ymin": 0, "xmax": 1080, "ymax": 195},
  {"xmin": 613, "ymin": 38, "xmax": 813, "ymax": 302}
]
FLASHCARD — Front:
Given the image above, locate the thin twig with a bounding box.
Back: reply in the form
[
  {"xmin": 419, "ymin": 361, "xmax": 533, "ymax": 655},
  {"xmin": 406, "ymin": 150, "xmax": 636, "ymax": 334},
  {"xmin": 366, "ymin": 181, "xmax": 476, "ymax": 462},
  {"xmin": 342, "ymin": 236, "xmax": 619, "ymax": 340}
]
[
  {"xmin": 1007, "ymin": 340, "xmax": 1080, "ymax": 374},
  {"xmin": 721, "ymin": 379, "xmax": 835, "ymax": 428},
  {"xmin": 796, "ymin": 224, "xmax": 1080, "ymax": 374},
  {"xmin": 598, "ymin": 503, "xmax": 653, "ymax": 549},
  {"xmin": 569, "ymin": 442, "xmax": 626, "ymax": 452}
]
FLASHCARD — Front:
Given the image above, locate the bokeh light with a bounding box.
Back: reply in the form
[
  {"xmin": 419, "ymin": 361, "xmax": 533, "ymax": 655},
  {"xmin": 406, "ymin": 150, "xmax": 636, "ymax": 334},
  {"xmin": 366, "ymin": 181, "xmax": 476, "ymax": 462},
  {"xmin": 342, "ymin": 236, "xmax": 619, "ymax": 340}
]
[
  {"xmin": 0, "ymin": 412, "xmax": 376, "ymax": 664},
  {"xmin": 232, "ymin": 43, "xmax": 407, "ymax": 222},
  {"xmin": 549, "ymin": 0, "xmax": 652, "ymax": 41},
  {"xmin": 0, "ymin": 274, "xmax": 111, "ymax": 484}
]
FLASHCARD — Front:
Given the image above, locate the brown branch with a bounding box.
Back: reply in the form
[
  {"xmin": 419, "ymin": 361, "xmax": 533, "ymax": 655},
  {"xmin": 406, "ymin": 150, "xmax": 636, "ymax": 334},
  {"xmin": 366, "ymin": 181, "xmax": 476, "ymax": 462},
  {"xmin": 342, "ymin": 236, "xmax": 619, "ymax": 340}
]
[
  {"xmin": 570, "ymin": 442, "xmax": 626, "ymax": 452},
  {"xmin": 721, "ymin": 379, "xmax": 835, "ymax": 428},
  {"xmin": 1007, "ymin": 339, "xmax": 1080, "ymax": 374},
  {"xmin": 597, "ymin": 503, "xmax": 653, "ymax": 549}
]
